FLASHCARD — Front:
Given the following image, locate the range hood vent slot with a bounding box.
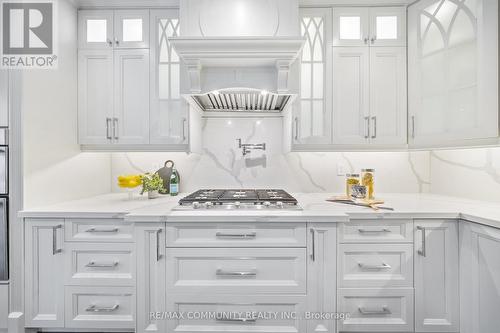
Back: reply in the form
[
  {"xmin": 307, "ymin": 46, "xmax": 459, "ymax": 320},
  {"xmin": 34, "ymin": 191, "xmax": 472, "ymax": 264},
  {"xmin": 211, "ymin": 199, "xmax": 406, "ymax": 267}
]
[{"xmin": 189, "ymin": 88, "xmax": 295, "ymax": 113}]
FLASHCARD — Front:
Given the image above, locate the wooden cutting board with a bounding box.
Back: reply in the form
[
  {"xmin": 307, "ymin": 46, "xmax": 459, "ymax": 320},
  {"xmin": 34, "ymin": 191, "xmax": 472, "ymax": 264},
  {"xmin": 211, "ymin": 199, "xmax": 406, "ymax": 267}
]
[{"xmin": 326, "ymin": 196, "xmax": 387, "ymax": 211}]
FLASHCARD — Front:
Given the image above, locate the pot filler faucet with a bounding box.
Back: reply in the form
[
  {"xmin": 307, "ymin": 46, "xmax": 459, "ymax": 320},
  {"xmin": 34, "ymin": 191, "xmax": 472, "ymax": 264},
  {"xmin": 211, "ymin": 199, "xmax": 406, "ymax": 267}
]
[{"xmin": 237, "ymin": 139, "xmax": 266, "ymax": 156}]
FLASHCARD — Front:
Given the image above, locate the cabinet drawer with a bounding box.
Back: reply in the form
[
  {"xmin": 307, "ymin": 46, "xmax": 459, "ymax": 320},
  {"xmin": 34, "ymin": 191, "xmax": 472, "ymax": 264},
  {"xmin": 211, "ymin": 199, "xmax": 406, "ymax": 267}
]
[
  {"xmin": 65, "ymin": 243, "xmax": 134, "ymax": 286},
  {"xmin": 339, "ymin": 220, "xmax": 413, "ymax": 243},
  {"xmin": 338, "ymin": 243, "xmax": 413, "ymax": 287},
  {"xmin": 65, "ymin": 286, "xmax": 134, "ymax": 329},
  {"xmin": 166, "ymin": 294, "xmax": 306, "ymax": 333},
  {"xmin": 338, "ymin": 288, "xmax": 414, "ymax": 332},
  {"xmin": 165, "ymin": 223, "xmax": 306, "ymax": 247},
  {"xmin": 166, "ymin": 248, "xmax": 306, "ymax": 294},
  {"xmin": 65, "ymin": 219, "xmax": 133, "ymax": 242}
]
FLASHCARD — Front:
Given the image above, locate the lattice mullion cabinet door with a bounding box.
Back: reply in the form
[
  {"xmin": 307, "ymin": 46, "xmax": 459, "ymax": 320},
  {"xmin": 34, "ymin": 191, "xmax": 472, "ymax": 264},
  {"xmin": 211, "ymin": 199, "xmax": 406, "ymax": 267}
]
[{"xmin": 294, "ymin": 8, "xmax": 333, "ymax": 147}]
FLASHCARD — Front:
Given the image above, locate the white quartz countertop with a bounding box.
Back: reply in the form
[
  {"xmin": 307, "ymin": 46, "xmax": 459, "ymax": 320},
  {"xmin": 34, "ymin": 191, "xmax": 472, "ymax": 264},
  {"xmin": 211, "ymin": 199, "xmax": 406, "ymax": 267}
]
[{"xmin": 18, "ymin": 192, "xmax": 500, "ymax": 229}]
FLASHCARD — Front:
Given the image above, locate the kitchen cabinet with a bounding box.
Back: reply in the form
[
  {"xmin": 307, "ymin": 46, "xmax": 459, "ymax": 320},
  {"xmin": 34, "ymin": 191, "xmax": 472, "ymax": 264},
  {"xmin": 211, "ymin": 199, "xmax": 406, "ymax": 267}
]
[
  {"xmin": 408, "ymin": 0, "xmax": 498, "ymax": 148},
  {"xmin": 333, "ymin": 7, "xmax": 406, "ymax": 47},
  {"xmin": 78, "ymin": 49, "xmax": 149, "ymax": 145},
  {"xmin": 78, "ymin": 10, "xmax": 149, "ymax": 49},
  {"xmin": 135, "ymin": 224, "xmax": 166, "ymax": 333},
  {"xmin": 307, "ymin": 224, "xmax": 336, "ymax": 333},
  {"xmin": 333, "ymin": 46, "xmax": 407, "ymax": 146},
  {"xmin": 294, "ymin": 8, "xmax": 333, "ymax": 146},
  {"xmin": 78, "ymin": 50, "xmax": 114, "ymax": 145},
  {"xmin": 460, "ymin": 221, "xmax": 500, "ymax": 333},
  {"xmin": 24, "ymin": 219, "xmax": 65, "ymax": 328},
  {"xmin": 414, "ymin": 220, "xmax": 459, "ymax": 332},
  {"xmin": 149, "ymin": 9, "xmax": 189, "ymax": 145}
]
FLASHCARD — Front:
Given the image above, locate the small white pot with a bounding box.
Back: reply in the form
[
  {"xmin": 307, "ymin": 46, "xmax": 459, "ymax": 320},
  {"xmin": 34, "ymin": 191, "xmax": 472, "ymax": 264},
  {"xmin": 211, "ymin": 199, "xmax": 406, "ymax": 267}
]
[{"xmin": 148, "ymin": 190, "xmax": 160, "ymax": 199}]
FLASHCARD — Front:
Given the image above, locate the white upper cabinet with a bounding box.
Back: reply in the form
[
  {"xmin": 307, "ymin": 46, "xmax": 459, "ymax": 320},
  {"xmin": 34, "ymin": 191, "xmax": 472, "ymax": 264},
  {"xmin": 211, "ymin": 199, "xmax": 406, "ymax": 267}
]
[
  {"xmin": 150, "ymin": 9, "xmax": 188, "ymax": 145},
  {"xmin": 114, "ymin": 10, "xmax": 149, "ymax": 49},
  {"xmin": 408, "ymin": 0, "xmax": 499, "ymax": 147},
  {"xmin": 113, "ymin": 49, "xmax": 150, "ymax": 145},
  {"xmin": 334, "ymin": 7, "xmax": 406, "ymax": 47},
  {"xmin": 332, "ymin": 47, "xmax": 370, "ymax": 145},
  {"xmin": 334, "ymin": 8, "xmax": 370, "ymax": 47},
  {"xmin": 78, "ymin": 10, "xmax": 149, "ymax": 49},
  {"xmin": 294, "ymin": 8, "xmax": 333, "ymax": 145},
  {"xmin": 78, "ymin": 10, "xmax": 114, "ymax": 49}
]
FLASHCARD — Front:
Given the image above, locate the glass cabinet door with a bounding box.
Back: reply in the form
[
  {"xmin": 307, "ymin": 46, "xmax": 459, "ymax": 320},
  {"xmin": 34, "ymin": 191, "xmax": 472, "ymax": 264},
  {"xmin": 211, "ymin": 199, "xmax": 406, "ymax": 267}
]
[
  {"xmin": 333, "ymin": 8, "xmax": 370, "ymax": 46},
  {"xmin": 114, "ymin": 10, "xmax": 150, "ymax": 49},
  {"xmin": 78, "ymin": 10, "xmax": 114, "ymax": 49},
  {"xmin": 370, "ymin": 7, "xmax": 407, "ymax": 47}
]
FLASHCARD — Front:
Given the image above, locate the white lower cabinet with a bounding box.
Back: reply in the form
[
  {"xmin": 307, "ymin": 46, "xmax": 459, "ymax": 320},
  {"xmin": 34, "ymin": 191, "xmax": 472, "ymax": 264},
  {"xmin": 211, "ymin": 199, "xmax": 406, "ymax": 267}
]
[
  {"xmin": 460, "ymin": 221, "xmax": 500, "ymax": 333},
  {"xmin": 166, "ymin": 294, "xmax": 307, "ymax": 333},
  {"xmin": 24, "ymin": 219, "xmax": 65, "ymax": 328},
  {"xmin": 64, "ymin": 286, "xmax": 135, "ymax": 329},
  {"xmin": 338, "ymin": 288, "xmax": 414, "ymax": 332},
  {"xmin": 414, "ymin": 220, "xmax": 459, "ymax": 332},
  {"xmin": 135, "ymin": 224, "xmax": 166, "ymax": 333}
]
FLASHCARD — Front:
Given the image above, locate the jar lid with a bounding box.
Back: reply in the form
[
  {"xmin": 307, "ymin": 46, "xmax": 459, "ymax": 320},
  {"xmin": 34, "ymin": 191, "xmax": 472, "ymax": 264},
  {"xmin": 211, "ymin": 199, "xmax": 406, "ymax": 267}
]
[
  {"xmin": 346, "ymin": 173, "xmax": 360, "ymax": 177},
  {"xmin": 361, "ymin": 168, "xmax": 375, "ymax": 172}
]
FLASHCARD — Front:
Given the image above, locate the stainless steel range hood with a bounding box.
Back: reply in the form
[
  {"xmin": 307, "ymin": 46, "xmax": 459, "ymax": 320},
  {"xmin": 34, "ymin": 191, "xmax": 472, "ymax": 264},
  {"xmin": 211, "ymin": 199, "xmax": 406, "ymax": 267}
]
[
  {"xmin": 190, "ymin": 88, "xmax": 295, "ymax": 113},
  {"xmin": 170, "ymin": 0, "xmax": 303, "ymax": 114}
]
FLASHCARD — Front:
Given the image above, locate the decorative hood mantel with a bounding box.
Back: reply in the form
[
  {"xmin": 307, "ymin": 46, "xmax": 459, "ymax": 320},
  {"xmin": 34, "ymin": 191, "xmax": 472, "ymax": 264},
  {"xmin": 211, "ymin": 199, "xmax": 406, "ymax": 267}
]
[{"xmin": 170, "ymin": 0, "xmax": 304, "ymax": 108}]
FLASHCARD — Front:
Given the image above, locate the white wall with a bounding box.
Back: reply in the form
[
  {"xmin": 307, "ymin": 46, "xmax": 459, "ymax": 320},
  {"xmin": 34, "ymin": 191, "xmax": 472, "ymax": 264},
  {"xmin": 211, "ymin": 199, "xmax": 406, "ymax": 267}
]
[
  {"xmin": 23, "ymin": 0, "xmax": 111, "ymax": 208},
  {"xmin": 111, "ymin": 117, "xmax": 431, "ymax": 194}
]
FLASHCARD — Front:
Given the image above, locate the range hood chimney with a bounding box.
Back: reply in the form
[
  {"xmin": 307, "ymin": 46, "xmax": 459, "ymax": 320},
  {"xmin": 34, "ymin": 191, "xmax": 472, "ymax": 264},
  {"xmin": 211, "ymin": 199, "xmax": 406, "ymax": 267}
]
[{"xmin": 170, "ymin": 0, "xmax": 304, "ymax": 113}]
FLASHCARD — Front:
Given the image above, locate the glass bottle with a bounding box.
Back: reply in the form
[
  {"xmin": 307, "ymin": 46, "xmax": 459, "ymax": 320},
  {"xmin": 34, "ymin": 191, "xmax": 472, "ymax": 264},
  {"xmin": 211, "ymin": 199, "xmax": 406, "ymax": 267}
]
[
  {"xmin": 345, "ymin": 174, "xmax": 360, "ymax": 198},
  {"xmin": 169, "ymin": 168, "xmax": 179, "ymax": 196},
  {"xmin": 361, "ymin": 169, "xmax": 375, "ymax": 200}
]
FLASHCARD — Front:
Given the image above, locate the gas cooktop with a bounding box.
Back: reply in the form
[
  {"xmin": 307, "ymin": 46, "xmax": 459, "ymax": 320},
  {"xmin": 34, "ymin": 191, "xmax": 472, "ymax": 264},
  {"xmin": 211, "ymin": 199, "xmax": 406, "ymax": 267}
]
[{"xmin": 176, "ymin": 189, "xmax": 301, "ymax": 210}]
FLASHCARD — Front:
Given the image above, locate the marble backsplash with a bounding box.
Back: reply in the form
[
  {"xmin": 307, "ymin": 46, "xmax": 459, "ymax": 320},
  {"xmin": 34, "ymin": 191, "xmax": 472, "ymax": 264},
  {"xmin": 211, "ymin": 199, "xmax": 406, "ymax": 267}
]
[{"xmin": 111, "ymin": 117, "xmax": 431, "ymax": 195}]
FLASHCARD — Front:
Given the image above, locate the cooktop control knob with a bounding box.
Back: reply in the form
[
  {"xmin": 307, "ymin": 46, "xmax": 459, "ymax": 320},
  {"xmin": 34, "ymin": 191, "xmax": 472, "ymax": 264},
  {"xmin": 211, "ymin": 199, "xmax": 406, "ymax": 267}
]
[
  {"xmin": 204, "ymin": 202, "xmax": 213, "ymax": 208},
  {"xmin": 276, "ymin": 201, "xmax": 284, "ymax": 208},
  {"xmin": 234, "ymin": 201, "xmax": 241, "ymax": 208},
  {"xmin": 193, "ymin": 201, "xmax": 201, "ymax": 209},
  {"xmin": 263, "ymin": 201, "xmax": 271, "ymax": 207}
]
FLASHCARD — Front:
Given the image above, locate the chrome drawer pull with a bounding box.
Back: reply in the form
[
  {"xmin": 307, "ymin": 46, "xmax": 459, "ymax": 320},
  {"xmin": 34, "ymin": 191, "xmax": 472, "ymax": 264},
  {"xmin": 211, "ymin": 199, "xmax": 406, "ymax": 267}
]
[
  {"xmin": 417, "ymin": 226, "xmax": 426, "ymax": 257},
  {"xmin": 86, "ymin": 261, "xmax": 119, "ymax": 268},
  {"xmin": 85, "ymin": 304, "xmax": 119, "ymax": 312},
  {"xmin": 216, "ymin": 269, "xmax": 257, "ymax": 277},
  {"xmin": 357, "ymin": 228, "xmax": 390, "ymax": 234},
  {"xmin": 216, "ymin": 316, "xmax": 257, "ymax": 323},
  {"xmin": 358, "ymin": 306, "xmax": 391, "ymax": 315},
  {"xmin": 358, "ymin": 262, "xmax": 391, "ymax": 270},
  {"xmin": 215, "ymin": 232, "xmax": 256, "ymax": 239},
  {"xmin": 85, "ymin": 227, "xmax": 119, "ymax": 233},
  {"xmin": 52, "ymin": 225, "xmax": 63, "ymax": 255}
]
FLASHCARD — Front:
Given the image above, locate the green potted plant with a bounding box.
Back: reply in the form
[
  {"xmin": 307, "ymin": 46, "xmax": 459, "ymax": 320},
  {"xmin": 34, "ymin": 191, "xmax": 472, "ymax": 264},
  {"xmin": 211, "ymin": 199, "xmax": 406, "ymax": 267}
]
[{"xmin": 140, "ymin": 173, "xmax": 164, "ymax": 199}]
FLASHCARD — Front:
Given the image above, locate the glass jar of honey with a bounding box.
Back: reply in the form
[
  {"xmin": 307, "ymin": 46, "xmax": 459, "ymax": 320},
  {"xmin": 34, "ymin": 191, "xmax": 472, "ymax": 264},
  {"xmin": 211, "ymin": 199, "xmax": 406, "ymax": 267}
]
[
  {"xmin": 361, "ymin": 169, "xmax": 375, "ymax": 200},
  {"xmin": 345, "ymin": 174, "xmax": 360, "ymax": 198}
]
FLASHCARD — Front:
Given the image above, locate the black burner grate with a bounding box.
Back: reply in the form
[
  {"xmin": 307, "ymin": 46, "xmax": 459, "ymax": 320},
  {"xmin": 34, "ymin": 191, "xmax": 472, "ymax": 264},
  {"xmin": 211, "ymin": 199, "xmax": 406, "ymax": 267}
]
[{"xmin": 179, "ymin": 189, "xmax": 298, "ymax": 205}]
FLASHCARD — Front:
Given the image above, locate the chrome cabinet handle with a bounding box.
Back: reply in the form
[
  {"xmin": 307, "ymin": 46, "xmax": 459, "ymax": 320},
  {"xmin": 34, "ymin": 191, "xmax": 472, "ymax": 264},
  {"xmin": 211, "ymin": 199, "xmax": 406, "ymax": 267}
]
[
  {"xmin": 216, "ymin": 232, "xmax": 256, "ymax": 239},
  {"xmin": 86, "ymin": 261, "xmax": 118, "ymax": 268},
  {"xmin": 358, "ymin": 262, "xmax": 391, "ymax": 270},
  {"xmin": 114, "ymin": 37, "xmax": 119, "ymax": 46},
  {"xmin": 113, "ymin": 118, "xmax": 118, "ymax": 140},
  {"xmin": 182, "ymin": 118, "xmax": 187, "ymax": 141},
  {"xmin": 357, "ymin": 228, "xmax": 390, "ymax": 234},
  {"xmin": 156, "ymin": 229, "xmax": 162, "ymax": 261},
  {"xmin": 411, "ymin": 116, "xmax": 416, "ymax": 139},
  {"xmin": 358, "ymin": 306, "xmax": 391, "ymax": 315},
  {"xmin": 52, "ymin": 225, "xmax": 63, "ymax": 255},
  {"xmin": 371, "ymin": 116, "xmax": 377, "ymax": 139},
  {"xmin": 294, "ymin": 117, "xmax": 299, "ymax": 141},
  {"xmin": 85, "ymin": 227, "xmax": 119, "ymax": 233},
  {"xmin": 417, "ymin": 226, "xmax": 426, "ymax": 257},
  {"xmin": 364, "ymin": 37, "xmax": 369, "ymax": 44},
  {"xmin": 86, "ymin": 304, "xmax": 119, "ymax": 312},
  {"xmin": 216, "ymin": 316, "xmax": 256, "ymax": 323},
  {"xmin": 107, "ymin": 39, "xmax": 113, "ymax": 47},
  {"xmin": 371, "ymin": 36, "xmax": 377, "ymax": 44},
  {"xmin": 106, "ymin": 118, "xmax": 112, "ymax": 140},
  {"xmin": 364, "ymin": 116, "xmax": 370, "ymax": 139},
  {"xmin": 216, "ymin": 269, "xmax": 257, "ymax": 277},
  {"xmin": 310, "ymin": 228, "xmax": 316, "ymax": 262}
]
